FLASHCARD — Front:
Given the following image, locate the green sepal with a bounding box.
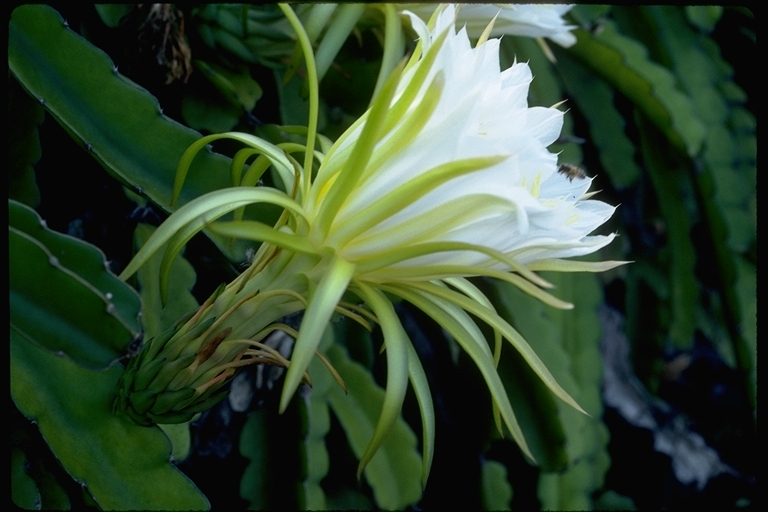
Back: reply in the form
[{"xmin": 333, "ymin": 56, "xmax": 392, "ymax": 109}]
[
  {"xmin": 170, "ymin": 394, "xmax": 198, "ymax": 413},
  {"xmin": 128, "ymin": 389, "xmax": 159, "ymax": 416},
  {"xmin": 118, "ymin": 358, "xmax": 140, "ymax": 390},
  {"xmin": 280, "ymin": 256, "xmax": 356, "ymax": 412},
  {"xmin": 159, "ymin": 317, "xmax": 217, "ymax": 362},
  {"xmin": 114, "ymin": 381, "xmax": 129, "ymax": 404},
  {"xmin": 151, "ymin": 411, "xmax": 198, "ymax": 425},
  {"xmin": 121, "ymin": 406, "xmax": 157, "ymax": 428},
  {"xmin": 150, "ymin": 388, "xmax": 231, "ymax": 425},
  {"xmin": 181, "ymin": 388, "xmax": 231, "ymax": 415},
  {"xmin": 151, "ymin": 388, "xmax": 197, "ymax": 416},
  {"xmin": 147, "ymin": 353, "xmax": 197, "ymax": 393},
  {"xmin": 133, "ymin": 357, "xmax": 170, "ymax": 392},
  {"xmin": 171, "ymin": 307, "xmax": 200, "ymax": 332},
  {"xmin": 132, "ymin": 337, "xmax": 153, "ymax": 367},
  {"xmin": 207, "ymin": 282, "xmax": 228, "ymax": 305},
  {"xmin": 172, "ymin": 379, "xmax": 225, "ymax": 412},
  {"xmin": 141, "ymin": 317, "xmax": 188, "ymax": 364}
]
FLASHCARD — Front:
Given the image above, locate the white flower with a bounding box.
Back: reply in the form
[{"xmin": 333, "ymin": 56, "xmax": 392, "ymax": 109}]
[
  {"xmin": 310, "ymin": 4, "xmax": 613, "ymax": 280},
  {"xmin": 120, "ymin": 3, "xmax": 623, "ymax": 486},
  {"xmin": 401, "ymin": 3, "xmax": 578, "ymax": 47}
]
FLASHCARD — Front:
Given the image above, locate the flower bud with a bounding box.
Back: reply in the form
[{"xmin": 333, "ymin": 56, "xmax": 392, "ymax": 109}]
[{"xmin": 114, "ymin": 311, "xmax": 239, "ymax": 425}]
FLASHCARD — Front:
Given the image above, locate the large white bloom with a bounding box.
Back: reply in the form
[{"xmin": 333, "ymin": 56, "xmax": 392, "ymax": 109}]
[
  {"xmin": 119, "ymin": 3, "xmax": 622, "ymax": 487},
  {"xmin": 401, "ymin": 3, "xmax": 577, "ymax": 47},
  {"xmin": 309, "ymin": 5, "xmax": 613, "ymax": 279}
]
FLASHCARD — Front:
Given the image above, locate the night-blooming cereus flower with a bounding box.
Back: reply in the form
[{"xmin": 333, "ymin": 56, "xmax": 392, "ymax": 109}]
[
  {"xmin": 401, "ymin": 3, "xmax": 577, "ymax": 47},
  {"xmin": 115, "ymin": 4, "xmax": 624, "ymax": 485}
]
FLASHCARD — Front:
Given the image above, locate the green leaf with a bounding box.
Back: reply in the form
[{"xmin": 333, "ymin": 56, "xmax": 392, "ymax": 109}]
[
  {"xmin": 481, "ymin": 459, "xmax": 513, "ymax": 511},
  {"xmin": 180, "ymin": 84, "xmax": 243, "ymax": 134},
  {"xmin": 212, "ymin": 26, "xmax": 260, "ymax": 63},
  {"xmin": 25, "ymin": 453, "xmax": 72, "ymax": 510},
  {"xmin": 8, "ymin": 4, "xmax": 262, "ymax": 262},
  {"xmin": 239, "ymin": 409, "xmax": 271, "ymax": 510},
  {"xmin": 637, "ymin": 115, "xmax": 698, "ymax": 350},
  {"xmin": 157, "ymin": 423, "xmax": 192, "ymax": 463},
  {"xmin": 487, "ymin": 332, "xmax": 568, "ymax": 470},
  {"xmin": 9, "ymin": 200, "xmax": 141, "ymax": 369},
  {"xmin": 11, "ymin": 332, "xmax": 209, "ymax": 510},
  {"xmin": 319, "ymin": 43, "xmax": 384, "ymax": 118},
  {"xmin": 312, "ymin": 4, "xmax": 367, "ymax": 85},
  {"xmin": 8, "ymin": 4, "xmax": 225, "ymax": 207},
  {"xmin": 181, "ymin": 60, "xmax": 263, "ymax": 133},
  {"xmin": 299, "ymin": 329, "xmax": 336, "ymax": 510},
  {"xmin": 685, "ymin": 6, "xmax": 723, "ymax": 32},
  {"xmin": 203, "ymin": 61, "xmax": 263, "ymax": 111},
  {"xmin": 569, "ymin": 5, "xmax": 612, "ymax": 28},
  {"xmin": 94, "ymin": 4, "xmax": 133, "ymax": 28},
  {"xmin": 134, "ymin": 224, "xmax": 199, "ymax": 342},
  {"xmin": 645, "ymin": 6, "xmax": 755, "ymax": 397},
  {"xmin": 489, "ymin": 271, "xmax": 612, "ymax": 510},
  {"xmin": 734, "ymin": 256, "xmax": 756, "ymax": 407},
  {"xmin": 566, "ymin": 20, "xmax": 705, "ymax": 156},
  {"xmin": 243, "ymin": 329, "xmax": 337, "ymax": 510},
  {"xmin": 12, "ymin": 447, "xmax": 40, "ymax": 510},
  {"xmin": 8, "ymin": 74, "xmax": 43, "ymax": 208},
  {"xmin": 325, "ymin": 487, "xmax": 373, "ymax": 510},
  {"xmin": 12, "ymin": 405, "xmax": 73, "ymax": 511},
  {"xmin": 555, "ymin": 50, "xmax": 642, "ymax": 189},
  {"xmin": 484, "ymin": 281, "xmax": 570, "ymax": 472},
  {"xmin": 239, "ymin": 400, "xmax": 303, "ymax": 511},
  {"xmin": 276, "ymin": 68, "xmax": 312, "ymax": 127},
  {"xmin": 326, "ymin": 344, "xmax": 423, "ymax": 510},
  {"xmin": 594, "ymin": 490, "xmax": 637, "ymax": 510}
]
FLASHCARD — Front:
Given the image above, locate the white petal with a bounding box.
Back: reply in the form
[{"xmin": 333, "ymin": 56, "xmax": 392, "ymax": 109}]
[{"xmin": 401, "ymin": 3, "xmax": 578, "ymax": 47}]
